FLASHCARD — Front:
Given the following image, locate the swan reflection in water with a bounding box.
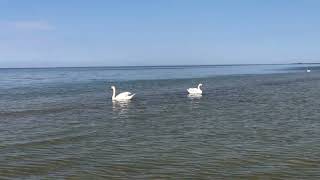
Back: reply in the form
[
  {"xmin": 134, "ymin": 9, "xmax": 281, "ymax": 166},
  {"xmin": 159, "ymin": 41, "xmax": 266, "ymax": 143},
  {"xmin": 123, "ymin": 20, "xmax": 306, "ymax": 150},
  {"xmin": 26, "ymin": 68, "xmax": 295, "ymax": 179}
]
[
  {"xmin": 112, "ymin": 99, "xmax": 131, "ymax": 115},
  {"xmin": 188, "ymin": 94, "xmax": 202, "ymax": 110}
]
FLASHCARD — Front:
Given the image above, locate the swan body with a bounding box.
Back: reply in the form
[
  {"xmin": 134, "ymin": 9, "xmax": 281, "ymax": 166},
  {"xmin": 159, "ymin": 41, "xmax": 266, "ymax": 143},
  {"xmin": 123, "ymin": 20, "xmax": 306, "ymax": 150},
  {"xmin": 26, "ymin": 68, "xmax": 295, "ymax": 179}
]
[
  {"xmin": 187, "ymin": 84, "xmax": 203, "ymax": 94},
  {"xmin": 307, "ymin": 69, "xmax": 311, "ymax": 73},
  {"xmin": 188, "ymin": 93, "xmax": 202, "ymax": 99},
  {"xmin": 111, "ymin": 86, "xmax": 135, "ymax": 101}
]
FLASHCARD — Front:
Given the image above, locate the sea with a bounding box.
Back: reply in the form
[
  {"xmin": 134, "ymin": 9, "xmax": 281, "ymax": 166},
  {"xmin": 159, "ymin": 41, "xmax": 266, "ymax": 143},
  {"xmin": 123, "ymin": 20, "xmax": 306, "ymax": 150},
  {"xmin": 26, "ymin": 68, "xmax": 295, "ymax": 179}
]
[{"xmin": 0, "ymin": 64, "xmax": 320, "ymax": 179}]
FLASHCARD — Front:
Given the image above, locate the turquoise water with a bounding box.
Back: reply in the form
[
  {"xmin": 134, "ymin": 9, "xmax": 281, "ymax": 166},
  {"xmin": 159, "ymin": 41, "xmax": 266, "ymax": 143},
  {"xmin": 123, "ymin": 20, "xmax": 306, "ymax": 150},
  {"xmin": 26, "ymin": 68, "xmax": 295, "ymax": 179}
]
[{"xmin": 1, "ymin": 64, "xmax": 320, "ymax": 179}]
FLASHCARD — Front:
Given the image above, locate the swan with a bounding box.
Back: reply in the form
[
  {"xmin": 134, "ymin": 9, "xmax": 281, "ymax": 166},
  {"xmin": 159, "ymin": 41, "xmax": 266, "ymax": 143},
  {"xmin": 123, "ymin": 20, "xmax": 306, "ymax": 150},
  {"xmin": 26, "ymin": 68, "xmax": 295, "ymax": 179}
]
[
  {"xmin": 187, "ymin": 83, "xmax": 203, "ymax": 94},
  {"xmin": 307, "ymin": 68, "xmax": 311, "ymax": 73},
  {"xmin": 111, "ymin": 86, "xmax": 135, "ymax": 101}
]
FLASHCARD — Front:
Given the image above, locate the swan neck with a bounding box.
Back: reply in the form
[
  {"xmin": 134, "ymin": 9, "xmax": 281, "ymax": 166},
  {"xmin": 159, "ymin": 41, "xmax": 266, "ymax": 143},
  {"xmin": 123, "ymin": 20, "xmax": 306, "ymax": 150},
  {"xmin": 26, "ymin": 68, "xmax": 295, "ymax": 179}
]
[
  {"xmin": 112, "ymin": 87, "xmax": 116, "ymax": 99},
  {"xmin": 198, "ymin": 84, "xmax": 202, "ymax": 90}
]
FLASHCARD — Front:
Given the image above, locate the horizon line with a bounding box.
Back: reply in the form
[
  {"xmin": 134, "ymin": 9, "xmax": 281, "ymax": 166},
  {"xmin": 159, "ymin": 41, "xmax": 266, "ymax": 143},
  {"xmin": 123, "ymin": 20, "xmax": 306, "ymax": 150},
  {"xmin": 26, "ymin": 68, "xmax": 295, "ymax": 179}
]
[{"xmin": 0, "ymin": 63, "xmax": 319, "ymax": 69}]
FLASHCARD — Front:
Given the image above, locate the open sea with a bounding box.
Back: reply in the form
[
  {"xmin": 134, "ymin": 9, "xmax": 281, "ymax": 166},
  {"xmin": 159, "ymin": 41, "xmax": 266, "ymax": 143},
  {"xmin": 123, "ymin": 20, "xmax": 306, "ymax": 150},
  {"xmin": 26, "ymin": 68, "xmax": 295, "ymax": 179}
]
[{"xmin": 1, "ymin": 64, "xmax": 320, "ymax": 179}]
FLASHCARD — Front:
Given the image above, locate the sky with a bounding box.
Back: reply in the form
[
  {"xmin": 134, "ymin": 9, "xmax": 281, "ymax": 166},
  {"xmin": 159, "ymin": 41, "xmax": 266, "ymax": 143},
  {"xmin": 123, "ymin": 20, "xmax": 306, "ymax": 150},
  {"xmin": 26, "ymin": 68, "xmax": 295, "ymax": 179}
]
[{"xmin": 0, "ymin": 0, "xmax": 320, "ymax": 68}]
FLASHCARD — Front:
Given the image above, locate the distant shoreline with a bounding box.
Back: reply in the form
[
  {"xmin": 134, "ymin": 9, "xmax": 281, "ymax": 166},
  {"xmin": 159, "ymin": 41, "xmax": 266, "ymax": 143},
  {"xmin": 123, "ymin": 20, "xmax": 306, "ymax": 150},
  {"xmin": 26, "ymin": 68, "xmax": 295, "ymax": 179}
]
[
  {"xmin": 291, "ymin": 62, "xmax": 320, "ymax": 64},
  {"xmin": 1, "ymin": 63, "xmax": 319, "ymax": 69}
]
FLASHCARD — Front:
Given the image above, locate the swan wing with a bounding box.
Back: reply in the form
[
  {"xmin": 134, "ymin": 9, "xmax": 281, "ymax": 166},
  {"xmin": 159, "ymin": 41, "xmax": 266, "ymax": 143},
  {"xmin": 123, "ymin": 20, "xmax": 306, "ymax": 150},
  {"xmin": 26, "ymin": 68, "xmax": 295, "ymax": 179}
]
[
  {"xmin": 114, "ymin": 92, "xmax": 135, "ymax": 100},
  {"xmin": 188, "ymin": 88, "xmax": 197, "ymax": 91},
  {"xmin": 187, "ymin": 88, "xmax": 197, "ymax": 92},
  {"xmin": 115, "ymin": 92, "xmax": 132, "ymax": 99},
  {"xmin": 187, "ymin": 88, "xmax": 202, "ymax": 94}
]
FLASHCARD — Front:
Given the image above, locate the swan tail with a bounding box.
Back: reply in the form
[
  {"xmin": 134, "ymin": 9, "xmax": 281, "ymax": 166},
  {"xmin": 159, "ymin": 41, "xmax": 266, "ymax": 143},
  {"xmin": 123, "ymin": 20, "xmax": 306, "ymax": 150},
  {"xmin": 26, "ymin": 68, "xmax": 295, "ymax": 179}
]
[{"xmin": 129, "ymin": 93, "xmax": 135, "ymax": 99}]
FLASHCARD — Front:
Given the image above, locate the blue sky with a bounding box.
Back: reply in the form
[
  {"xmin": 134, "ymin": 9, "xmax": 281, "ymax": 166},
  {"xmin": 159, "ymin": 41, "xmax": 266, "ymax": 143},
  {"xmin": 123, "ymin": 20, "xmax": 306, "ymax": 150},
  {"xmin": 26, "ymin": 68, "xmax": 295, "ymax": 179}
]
[{"xmin": 0, "ymin": 0, "xmax": 319, "ymax": 67}]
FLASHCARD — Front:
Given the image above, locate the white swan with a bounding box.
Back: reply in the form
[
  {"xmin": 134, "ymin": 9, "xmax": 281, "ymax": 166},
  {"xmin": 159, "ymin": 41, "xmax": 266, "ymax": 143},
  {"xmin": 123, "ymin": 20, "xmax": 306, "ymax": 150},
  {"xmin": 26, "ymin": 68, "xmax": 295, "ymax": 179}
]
[
  {"xmin": 307, "ymin": 68, "xmax": 311, "ymax": 73},
  {"xmin": 111, "ymin": 86, "xmax": 135, "ymax": 101},
  {"xmin": 187, "ymin": 83, "xmax": 203, "ymax": 94}
]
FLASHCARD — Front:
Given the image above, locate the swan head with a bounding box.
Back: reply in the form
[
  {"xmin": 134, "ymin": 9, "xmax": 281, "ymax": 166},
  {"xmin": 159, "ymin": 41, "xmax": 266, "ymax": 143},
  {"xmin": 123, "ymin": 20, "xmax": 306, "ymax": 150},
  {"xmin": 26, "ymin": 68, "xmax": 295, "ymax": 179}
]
[
  {"xmin": 198, "ymin": 83, "xmax": 203, "ymax": 87},
  {"xmin": 111, "ymin": 86, "xmax": 115, "ymax": 89}
]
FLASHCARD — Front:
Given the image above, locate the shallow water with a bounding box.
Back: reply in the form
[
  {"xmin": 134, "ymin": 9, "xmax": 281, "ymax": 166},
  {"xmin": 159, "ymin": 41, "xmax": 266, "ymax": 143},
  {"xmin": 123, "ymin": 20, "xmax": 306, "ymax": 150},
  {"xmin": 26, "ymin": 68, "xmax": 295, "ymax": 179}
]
[{"xmin": 1, "ymin": 65, "xmax": 320, "ymax": 179}]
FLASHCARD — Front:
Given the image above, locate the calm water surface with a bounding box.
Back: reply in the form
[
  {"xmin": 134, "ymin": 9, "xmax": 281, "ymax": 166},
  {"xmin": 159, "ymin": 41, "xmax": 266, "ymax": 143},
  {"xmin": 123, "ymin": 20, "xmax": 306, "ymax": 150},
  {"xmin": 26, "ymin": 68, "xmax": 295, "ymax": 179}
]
[{"xmin": 0, "ymin": 64, "xmax": 320, "ymax": 179}]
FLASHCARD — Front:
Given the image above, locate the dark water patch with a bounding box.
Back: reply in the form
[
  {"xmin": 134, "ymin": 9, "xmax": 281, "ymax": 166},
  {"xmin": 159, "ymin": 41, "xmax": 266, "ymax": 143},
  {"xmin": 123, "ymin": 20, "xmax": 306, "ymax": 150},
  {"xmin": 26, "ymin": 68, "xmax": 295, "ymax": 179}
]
[
  {"xmin": 0, "ymin": 157, "xmax": 80, "ymax": 179},
  {"xmin": 0, "ymin": 106, "xmax": 77, "ymax": 118}
]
